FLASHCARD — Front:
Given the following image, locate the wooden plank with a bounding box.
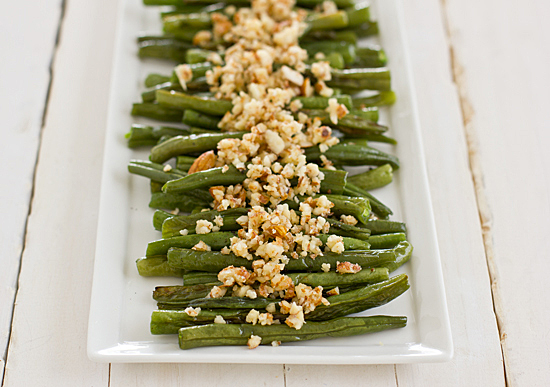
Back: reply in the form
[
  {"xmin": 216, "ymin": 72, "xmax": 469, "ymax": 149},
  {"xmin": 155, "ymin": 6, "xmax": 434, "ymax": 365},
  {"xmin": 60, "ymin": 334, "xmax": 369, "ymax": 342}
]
[
  {"xmin": 393, "ymin": 0, "xmax": 506, "ymax": 384},
  {"xmin": 0, "ymin": 2, "xmax": 63, "ymax": 382},
  {"xmin": 444, "ymin": 0, "xmax": 550, "ymax": 384},
  {"xmin": 110, "ymin": 364, "xmax": 285, "ymax": 386},
  {"xmin": 1, "ymin": 0, "xmax": 119, "ymax": 385},
  {"xmin": 285, "ymin": 365, "xmax": 396, "ymax": 386}
]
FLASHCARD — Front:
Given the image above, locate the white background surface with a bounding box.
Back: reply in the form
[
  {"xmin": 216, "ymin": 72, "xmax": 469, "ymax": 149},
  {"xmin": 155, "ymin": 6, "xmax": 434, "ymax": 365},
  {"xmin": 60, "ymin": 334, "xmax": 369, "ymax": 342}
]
[{"xmin": 1, "ymin": 0, "xmax": 548, "ymax": 385}]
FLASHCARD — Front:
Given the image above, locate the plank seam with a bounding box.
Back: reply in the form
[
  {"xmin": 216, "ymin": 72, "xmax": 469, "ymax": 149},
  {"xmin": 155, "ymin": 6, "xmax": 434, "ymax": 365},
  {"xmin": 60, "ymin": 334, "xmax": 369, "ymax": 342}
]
[
  {"xmin": 439, "ymin": 1, "xmax": 508, "ymax": 386},
  {"xmin": 393, "ymin": 364, "xmax": 399, "ymax": 386},
  {"xmin": 0, "ymin": 0, "xmax": 68, "ymax": 385},
  {"xmin": 283, "ymin": 364, "xmax": 287, "ymax": 387}
]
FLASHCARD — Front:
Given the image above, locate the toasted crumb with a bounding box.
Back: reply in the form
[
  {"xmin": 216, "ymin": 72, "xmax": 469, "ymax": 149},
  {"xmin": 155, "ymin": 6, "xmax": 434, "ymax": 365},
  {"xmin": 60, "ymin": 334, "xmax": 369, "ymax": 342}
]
[
  {"xmin": 196, "ymin": 219, "xmax": 214, "ymax": 234},
  {"xmin": 246, "ymin": 309, "xmax": 260, "ymax": 325},
  {"xmin": 209, "ymin": 286, "xmax": 227, "ymax": 298},
  {"xmin": 326, "ymin": 286, "xmax": 339, "ymax": 296},
  {"xmin": 184, "ymin": 307, "xmax": 201, "ymax": 317},
  {"xmin": 247, "ymin": 335, "xmax": 262, "ymax": 349},
  {"xmin": 336, "ymin": 261, "xmax": 362, "ymax": 274},
  {"xmin": 179, "ymin": 229, "xmax": 189, "ymax": 236},
  {"xmin": 192, "ymin": 240, "xmax": 211, "ymax": 251},
  {"xmin": 214, "ymin": 315, "xmax": 226, "ymax": 324},
  {"xmin": 321, "ymin": 263, "xmax": 331, "ymax": 272}
]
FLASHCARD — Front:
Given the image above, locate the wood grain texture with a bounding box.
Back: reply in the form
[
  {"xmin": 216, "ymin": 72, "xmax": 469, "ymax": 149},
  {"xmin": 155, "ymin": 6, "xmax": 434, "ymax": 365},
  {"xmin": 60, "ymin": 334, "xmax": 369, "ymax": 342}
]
[
  {"xmin": 392, "ymin": 0, "xmax": 506, "ymax": 385},
  {"xmin": 285, "ymin": 365, "xmax": 396, "ymax": 387},
  {"xmin": 110, "ymin": 364, "xmax": 285, "ymax": 387},
  {"xmin": 0, "ymin": 1, "xmax": 63, "ymax": 380},
  {"xmin": 1, "ymin": 0, "xmax": 118, "ymax": 385},
  {"xmin": 444, "ymin": 0, "xmax": 550, "ymax": 385}
]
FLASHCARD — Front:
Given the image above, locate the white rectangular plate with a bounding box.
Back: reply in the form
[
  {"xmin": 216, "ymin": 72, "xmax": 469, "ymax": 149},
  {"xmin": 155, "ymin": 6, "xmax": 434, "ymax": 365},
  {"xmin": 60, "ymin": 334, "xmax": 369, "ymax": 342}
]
[{"xmin": 88, "ymin": 0, "xmax": 453, "ymax": 363}]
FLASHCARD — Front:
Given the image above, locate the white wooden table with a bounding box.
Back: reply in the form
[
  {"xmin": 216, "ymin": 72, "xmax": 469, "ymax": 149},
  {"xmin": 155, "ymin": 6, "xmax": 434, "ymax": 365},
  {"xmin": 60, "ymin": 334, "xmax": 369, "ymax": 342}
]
[{"xmin": 1, "ymin": 0, "xmax": 548, "ymax": 385}]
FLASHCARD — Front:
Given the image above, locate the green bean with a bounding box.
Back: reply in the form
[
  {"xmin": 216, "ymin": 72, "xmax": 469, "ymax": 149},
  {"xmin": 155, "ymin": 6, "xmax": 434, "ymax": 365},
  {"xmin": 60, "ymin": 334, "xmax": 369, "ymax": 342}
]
[
  {"xmin": 350, "ymin": 107, "xmax": 379, "ymax": 122},
  {"xmin": 175, "ymin": 155, "xmax": 196, "ymax": 171},
  {"xmin": 365, "ymin": 219, "xmax": 407, "ymax": 235},
  {"xmin": 156, "ymin": 89, "xmax": 233, "ymax": 116},
  {"xmin": 128, "ymin": 160, "xmax": 187, "ymax": 183},
  {"xmin": 299, "ymin": 109, "xmax": 388, "ymax": 135},
  {"xmin": 307, "ymin": 274, "xmax": 409, "ymax": 320},
  {"xmin": 142, "ymin": 82, "xmax": 181, "ymax": 103},
  {"xmin": 163, "ymin": 165, "xmax": 244, "ymax": 193},
  {"xmin": 182, "ymin": 109, "xmax": 221, "ymax": 130},
  {"xmin": 297, "ymin": 0, "xmax": 356, "ymax": 8},
  {"xmin": 150, "ymin": 132, "xmax": 243, "ymax": 163},
  {"xmin": 289, "ymin": 267, "xmax": 388, "ymax": 288},
  {"xmin": 178, "ymin": 315, "xmax": 406, "ymax": 349},
  {"xmin": 186, "ymin": 48, "xmax": 215, "ymax": 64},
  {"xmin": 151, "ymin": 309, "xmax": 251, "ymax": 334},
  {"xmin": 183, "ymin": 272, "xmax": 220, "ymax": 286},
  {"xmin": 343, "ymin": 133, "xmax": 397, "ymax": 145},
  {"xmin": 345, "ymin": 4, "xmax": 370, "ymax": 28},
  {"xmin": 153, "ymin": 283, "xmax": 222, "ymax": 303},
  {"xmin": 382, "ymin": 241, "xmax": 413, "ymax": 273},
  {"xmin": 285, "ymin": 247, "xmax": 397, "ymax": 272},
  {"xmin": 344, "ymin": 182, "xmax": 393, "ymax": 219},
  {"xmin": 348, "ymin": 164, "xmax": 393, "ymax": 190},
  {"xmin": 145, "ymin": 73, "xmax": 172, "ymax": 87},
  {"xmin": 146, "ymin": 231, "xmax": 234, "ymax": 256},
  {"xmin": 301, "ymin": 30, "xmax": 357, "ymax": 44},
  {"xmin": 307, "ymin": 10, "xmax": 349, "ymax": 32},
  {"xmin": 160, "ymin": 3, "xmax": 222, "ymax": 16},
  {"xmin": 292, "ymin": 95, "xmax": 353, "ymax": 110},
  {"xmin": 305, "ymin": 141, "xmax": 400, "ymax": 170},
  {"xmin": 316, "ymin": 234, "xmax": 370, "ymax": 250},
  {"xmin": 353, "ymin": 91, "xmax": 396, "ymax": 107},
  {"xmin": 167, "ymin": 248, "xmax": 251, "ymax": 271},
  {"xmin": 186, "ymin": 297, "xmax": 276, "ymax": 310},
  {"xmin": 138, "ymin": 40, "xmax": 189, "ymax": 62},
  {"xmin": 368, "ymin": 233, "xmax": 406, "ymax": 250},
  {"xmin": 163, "ymin": 13, "xmax": 213, "ymax": 31},
  {"xmin": 302, "ymin": 41, "xmax": 356, "ymax": 65},
  {"xmin": 305, "ymin": 52, "xmax": 345, "ymax": 69},
  {"xmin": 328, "ymin": 68, "xmax": 391, "ymax": 91},
  {"xmin": 354, "ymin": 46, "xmax": 387, "ymax": 68},
  {"xmin": 136, "ymin": 256, "xmax": 185, "ymax": 277},
  {"xmin": 168, "ymin": 244, "xmax": 400, "ymax": 272},
  {"xmin": 326, "ymin": 218, "xmax": 371, "ymax": 240},
  {"xmin": 149, "ymin": 191, "xmax": 211, "ymax": 211},
  {"xmin": 163, "ymin": 166, "xmax": 347, "ymax": 195},
  {"xmin": 125, "ymin": 125, "xmax": 190, "ymax": 148},
  {"xmin": 351, "ymin": 20, "xmax": 379, "ymax": 37},
  {"xmin": 131, "ymin": 102, "xmax": 183, "ymax": 122},
  {"xmin": 323, "ymin": 194, "xmax": 371, "ymax": 224},
  {"xmin": 153, "ymin": 209, "xmax": 174, "ymax": 231},
  {"xmin": 151, "ymin": 181, "xmax": 164, "ymax": 193},
  {"xmin": 161, "ymin": 208, "xmax": 249, "ymax": 237}
]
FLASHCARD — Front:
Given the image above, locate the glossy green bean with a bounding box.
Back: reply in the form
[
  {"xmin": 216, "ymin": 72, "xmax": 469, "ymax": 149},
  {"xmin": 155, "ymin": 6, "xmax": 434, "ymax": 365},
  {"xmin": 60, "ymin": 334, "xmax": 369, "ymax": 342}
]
[
  {"xmin": 289, "ymin": 268, "xmax": 389, "ymax": 288},
  {"xmin": 156, "ymin": 89, "xmax": 233, "ymax": 116},
  {"xmin": 344, "ymin": 182, "xmax": 393, "ymax": 219},
  {"xmin": 150, "ymin": 132, "xmax": 243, "ymax": 163},
  {"xmin": 178, "ymin": 315, "xmax": 406, "ymax": 349},
  {"xmin": 136, "ymin": 256, "xmax": 185, "ymax": 277},
  {"xmin": 348, "ymin": 164, "xmax": 393, "ymax": 190},
  {"xmin": 131, "ymin": 102, "xmax": 183, "ymax": 122},
  {"xmin": 125, "ymin": 125, "xmax": 190, "ymax": 148}
]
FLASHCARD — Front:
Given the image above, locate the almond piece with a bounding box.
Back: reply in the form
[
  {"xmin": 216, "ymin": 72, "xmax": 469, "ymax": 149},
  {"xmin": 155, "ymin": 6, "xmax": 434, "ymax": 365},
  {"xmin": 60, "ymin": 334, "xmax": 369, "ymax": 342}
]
[{"xmin": 188, "ymin": 150, "xmax": 217, "ymax": 174}]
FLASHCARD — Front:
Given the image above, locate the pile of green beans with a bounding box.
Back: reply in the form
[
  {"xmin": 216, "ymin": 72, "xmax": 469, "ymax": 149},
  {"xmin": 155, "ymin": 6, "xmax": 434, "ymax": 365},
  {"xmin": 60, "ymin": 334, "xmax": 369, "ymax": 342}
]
[{"xmin": 125, "ymin": 0, "xmax": 413, "ymax": 349}]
